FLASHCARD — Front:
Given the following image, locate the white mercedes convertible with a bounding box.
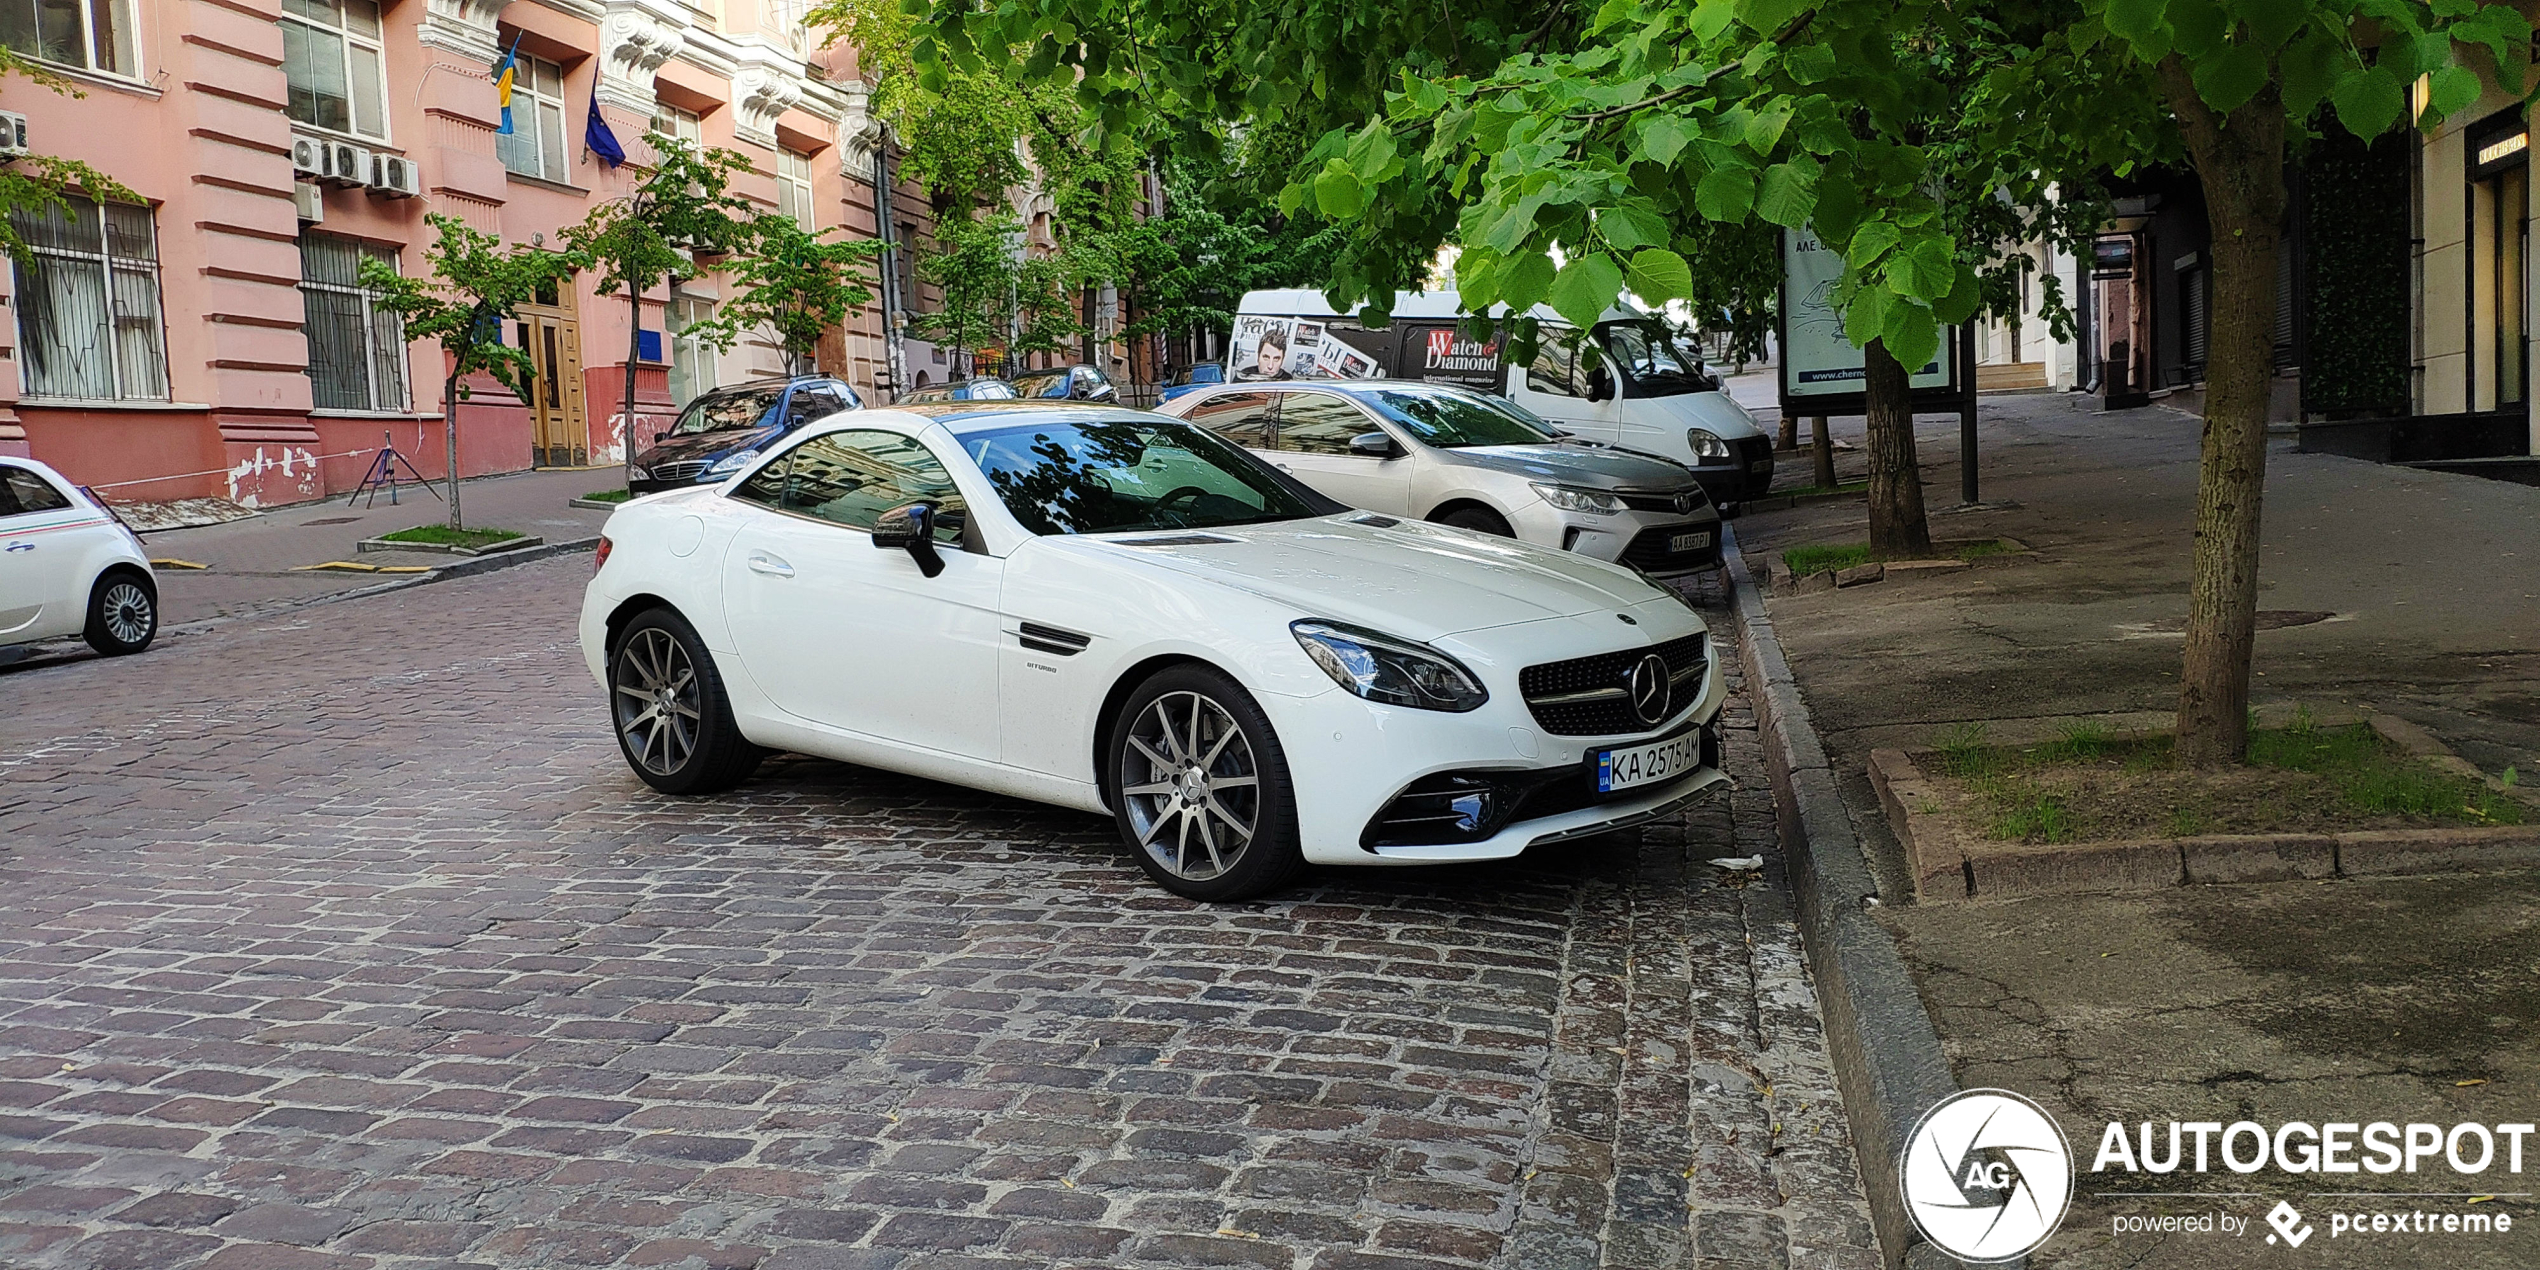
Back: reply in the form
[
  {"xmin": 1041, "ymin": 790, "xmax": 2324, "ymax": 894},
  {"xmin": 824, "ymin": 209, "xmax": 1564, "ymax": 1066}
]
[{"xmin": 580, "ymin": 402, "xmax": 1728, "ymax": 900}]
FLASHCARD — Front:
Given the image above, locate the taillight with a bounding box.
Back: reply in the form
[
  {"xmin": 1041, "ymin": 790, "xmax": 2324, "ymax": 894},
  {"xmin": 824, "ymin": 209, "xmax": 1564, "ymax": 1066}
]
[{"xmin": 593, "ymin": 536, "xmax": 613, "ymax": 572}]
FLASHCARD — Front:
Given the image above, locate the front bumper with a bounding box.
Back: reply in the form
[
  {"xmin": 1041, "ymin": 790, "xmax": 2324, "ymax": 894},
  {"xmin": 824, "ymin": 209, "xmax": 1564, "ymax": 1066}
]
[
  {"xmin": 1516, "ymin": 503, "xmax": 1724, "ymax": 576},
  {"xmin": 1270, "ymin": 609, "xmax": 1731, "ymax": 866},
  {"xmin": 1692, "ymin": 435, "xmax": 1775, "ymax": 503}
]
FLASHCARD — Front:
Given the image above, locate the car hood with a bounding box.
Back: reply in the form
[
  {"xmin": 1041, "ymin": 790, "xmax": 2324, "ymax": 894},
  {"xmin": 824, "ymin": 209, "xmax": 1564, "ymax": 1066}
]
[
  {"xmin": 1442, "ymin": 439, "xmax": 1695, "ymax": 489},
  {"xmin": 1071, "ymin": 514, "xmax": 1668, "ymax": 641},
  {"xmin": 636, "ymin": 425, "xmax": 776, "ymax": 466}
]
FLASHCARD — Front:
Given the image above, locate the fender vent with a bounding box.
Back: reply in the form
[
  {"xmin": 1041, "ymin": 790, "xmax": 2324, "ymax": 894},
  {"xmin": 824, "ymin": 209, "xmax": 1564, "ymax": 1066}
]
[
  {"xmin": 1115, "ymin": 534, "xmax": 1238, "ymax": 546},
  {"xmin": 1350, "ymin": 514, "xmax": 1401, "ymax": 528},
  {"xmin": 1018, "ymin": 622, "xmax": 1091, "ymax": 656}
]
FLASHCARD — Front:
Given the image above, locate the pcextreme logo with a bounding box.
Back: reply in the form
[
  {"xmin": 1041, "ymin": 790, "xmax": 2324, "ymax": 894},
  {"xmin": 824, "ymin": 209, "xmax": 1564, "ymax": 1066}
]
[{"xmin": 1900, "ymin": 1088, "xmax": 2076, "ymax": 1263}]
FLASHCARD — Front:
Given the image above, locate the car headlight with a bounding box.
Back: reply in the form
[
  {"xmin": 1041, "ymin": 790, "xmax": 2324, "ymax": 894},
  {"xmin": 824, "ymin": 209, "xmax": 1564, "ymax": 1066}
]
[
  {"xmin": 1530, "ymin": 483, "xmax": 1624, "ymax": 515},
  {"xmin": 627, "ymin": 465, "xmax": 651, "ymax": 481},
  {"xmin": 1291, "ymin": 620, "xmax": 1489, "ymax": 712},
  {"xmin": 1687, "ymin": 428, "xmax": 1733, "ymax": 462},
  {"xmin": 706, "ymin": 449, "xmax": 758, "ymax": 476}
]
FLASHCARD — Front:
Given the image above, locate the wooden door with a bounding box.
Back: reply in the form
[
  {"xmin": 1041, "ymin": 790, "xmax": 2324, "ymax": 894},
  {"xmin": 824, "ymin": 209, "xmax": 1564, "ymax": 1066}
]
[{"xmin": 519, "ymin": 283, "xmax": 589, "ymax": 467}]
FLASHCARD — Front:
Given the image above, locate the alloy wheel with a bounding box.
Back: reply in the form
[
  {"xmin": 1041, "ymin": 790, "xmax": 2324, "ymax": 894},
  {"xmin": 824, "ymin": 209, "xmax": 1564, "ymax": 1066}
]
[
  {"xmin": 1119, "ymin": 690, "xmax": 1261, "ymax": 881},
  {"xmin": 100, "ymin": 582, "xmax": 152, "ymax": 646},
  {"xmin": 615, "ymin": 627, "xmax": 702, "ymax": 776}
]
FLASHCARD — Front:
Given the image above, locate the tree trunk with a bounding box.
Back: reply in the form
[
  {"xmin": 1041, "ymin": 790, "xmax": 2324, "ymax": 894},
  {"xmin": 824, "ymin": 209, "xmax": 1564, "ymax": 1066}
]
[
  {"xmin": 1863, "ymin": 339, "xmax": 1932, "ymax": 558},
  {"xmin": 2161, "ymin": 58, "xmax": 2287, "ymax": 766},
  {"xmin": 624, "ymin": 265, "xmax": 642, "ymax": 455},
  {"xmin": 1778, "ymin": 414, "xmax": 1799, "ymax": 450},
  {"xmin": 1811, "ymin": 415, "xmax": 1836, "ymax": 489},
  {"xmin": 444, "ymin": 365, "xmax": 463, "ymax": 531}
]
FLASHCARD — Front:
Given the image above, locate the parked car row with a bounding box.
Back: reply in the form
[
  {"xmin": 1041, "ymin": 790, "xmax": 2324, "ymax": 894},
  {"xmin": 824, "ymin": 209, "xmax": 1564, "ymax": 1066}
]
[{"xmin": 585, "ymin": 390, "xmax": 1732, "ymax": 901}]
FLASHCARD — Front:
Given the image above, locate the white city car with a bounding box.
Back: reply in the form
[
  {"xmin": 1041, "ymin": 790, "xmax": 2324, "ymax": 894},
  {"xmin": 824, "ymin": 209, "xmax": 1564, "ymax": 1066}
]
[
  {"xmin": 0, "ymin": 456, "xmax": 158, "ymax": 657},
  {"xmin": 579, "ymin": 403, "xmax": 1729, "ymax": 901}
]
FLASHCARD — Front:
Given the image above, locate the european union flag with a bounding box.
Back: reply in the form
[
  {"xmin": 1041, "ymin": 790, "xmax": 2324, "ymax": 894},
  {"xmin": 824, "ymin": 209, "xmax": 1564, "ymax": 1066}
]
[
  {"xmin": 492, "ymin": 33, "xmax": 521, "ymax": 135},
  {"xmin": 586, "ymin": 89, "xmax": 625, "ymax": 169}
]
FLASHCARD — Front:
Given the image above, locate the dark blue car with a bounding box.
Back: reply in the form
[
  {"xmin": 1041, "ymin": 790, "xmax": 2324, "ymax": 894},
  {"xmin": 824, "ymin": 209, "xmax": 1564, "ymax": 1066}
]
[
  {"xmin": 1006, "ymin": 364, "xmax": 1120, "ymax": 402},
  {"xmin": 1159, "ymin": 362, "xmax": 1224, "ymax": 403},
  {"xmin": 627, "ymin": 376, "xmax": 861, "ymax": 494}
]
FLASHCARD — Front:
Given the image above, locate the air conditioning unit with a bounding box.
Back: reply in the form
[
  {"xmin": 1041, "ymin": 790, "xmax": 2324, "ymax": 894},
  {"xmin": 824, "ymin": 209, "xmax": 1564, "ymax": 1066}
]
[
  {"xmin": 367, "ymin": 153, "xmax": 419, "ymax": 198},
  {"xmin": 290, "ymin": 135, "xmax": 325, "ymax": 178},
  {"xmin": 319, "ymin": 140, "xmax": 369, "ymax": 188},
  {"xmin": 292, "ymin": 181, "xmax": 324, "ymax": 224},
  {"xmin": 0, "ymin": 110, "xmax": 28, "ymax": 159}
]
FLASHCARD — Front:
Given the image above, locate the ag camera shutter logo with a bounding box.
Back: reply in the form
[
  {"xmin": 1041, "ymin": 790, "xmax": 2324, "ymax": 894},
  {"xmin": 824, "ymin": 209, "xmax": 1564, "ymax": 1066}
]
[{"xmin": 1901, "ymin": 1088, "xmax": 2075, "ymax": 1262}]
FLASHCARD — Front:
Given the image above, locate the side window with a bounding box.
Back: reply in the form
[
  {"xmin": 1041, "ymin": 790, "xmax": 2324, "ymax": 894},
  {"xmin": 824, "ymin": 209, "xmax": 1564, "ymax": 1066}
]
[
  {"xmin": 1273, "ymin": 393, "xmax": 1378, "ymax": 456},
  {"xmin": 2, "ymin": 467, "xmax": 72, "ymax": 515},
  {"xmin": 788, "ymin": 388, "xmax": 845, "ymax": 423},
  {"xmin": 1183, "ymin": 391, "xmax": 1275, "ymax": 448},
  {"xmin": 729, "ymin": 451, "xmax": 792, "ymax": 507},
  {"xmin": 1526, "ymin": 340, "xmax": 1579, "ymax": 397},
  {"xmin": 781, "ymin": 430, "xmax": 967, "ymax": 545}
]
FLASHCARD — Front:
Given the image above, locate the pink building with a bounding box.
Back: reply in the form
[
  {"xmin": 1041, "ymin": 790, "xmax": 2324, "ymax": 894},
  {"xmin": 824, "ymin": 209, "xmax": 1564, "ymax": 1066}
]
[{"xmin": 0, "ymin": 0, "xmax": 886, "ymax": 507}]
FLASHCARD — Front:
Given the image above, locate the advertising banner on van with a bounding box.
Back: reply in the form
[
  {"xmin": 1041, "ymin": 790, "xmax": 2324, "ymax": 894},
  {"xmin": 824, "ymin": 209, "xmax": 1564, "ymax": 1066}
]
[
  {"xmin": 1229, "ymin": 315, "xmax": 1387, "ymax": 383},
  {"xmin": 1782, "ymin": 228, "xmax": 1954, "ymax": 398},
  {"xmin": 1399, "ymin": 324, "xmax": 1505, "ymax": 390}
]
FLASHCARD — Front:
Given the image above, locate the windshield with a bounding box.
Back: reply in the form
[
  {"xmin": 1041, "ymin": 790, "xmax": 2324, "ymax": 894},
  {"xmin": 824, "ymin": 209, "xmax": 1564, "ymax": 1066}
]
[
  {"xmin": 965, "ymin": 419, "xmax": 1324, "ymax": 535},
  {"xmin": 673, "ymin": 389, "xmax": 782, "ymax": 435},
  {"xmin": 1365, "ymin": 388, "xmax": 1560, "ymax": 448},
  {"xmin": 1596, "ymin": 322, "xmax": 1717, "ymax": 397},
  {"xmin": 963, "ymin": 380, "xmax": 1017, "ymax": 399}
]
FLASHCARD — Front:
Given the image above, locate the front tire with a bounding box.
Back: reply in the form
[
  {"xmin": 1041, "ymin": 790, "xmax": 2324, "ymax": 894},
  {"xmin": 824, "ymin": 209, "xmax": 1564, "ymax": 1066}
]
[
  {"xmin": 1107, "ymin": 665, "xmax": 1304, "ymax": 902},
  {"xmin": 83, "ymin": 571, "xmax": 157, "ymax": 656},
  {"xmin": 611, "ymin": 607, "xmax": 762, "ymax": 795},
  {"xmin": 1437, "ymin": 505, "xmax": 1514, "ymax": 537}
]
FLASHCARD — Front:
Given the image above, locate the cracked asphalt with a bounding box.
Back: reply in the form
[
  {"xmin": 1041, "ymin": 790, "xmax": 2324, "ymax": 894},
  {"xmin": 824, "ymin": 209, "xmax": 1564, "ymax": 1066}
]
[{"xmin": 0, "ymin": 557, "xmax": 1876, "ymax": 1269}]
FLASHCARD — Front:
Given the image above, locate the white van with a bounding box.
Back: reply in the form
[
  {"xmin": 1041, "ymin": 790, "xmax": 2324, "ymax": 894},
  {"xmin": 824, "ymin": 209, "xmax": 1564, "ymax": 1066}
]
[{"xmin": 1233, "ymin": 289, "xmax": 1775, "ymax": 503}]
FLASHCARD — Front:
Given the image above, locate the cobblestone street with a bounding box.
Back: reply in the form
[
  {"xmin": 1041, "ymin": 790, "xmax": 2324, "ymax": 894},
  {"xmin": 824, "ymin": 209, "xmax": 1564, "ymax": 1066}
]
[{"xmin": 0, "ymin": 558, "xmax": 1873, "ymax": 1270}]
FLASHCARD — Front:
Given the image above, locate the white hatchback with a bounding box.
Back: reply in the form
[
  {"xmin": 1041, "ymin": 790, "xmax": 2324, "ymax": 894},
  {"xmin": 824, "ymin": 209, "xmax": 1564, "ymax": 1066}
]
[
  {"xmin": 580, "ymin": 402, "xmax": 1730, "ymax": 901},
  {"xmin": 0, "ymin": 456, "xmax": 158, "ymax": 657}
]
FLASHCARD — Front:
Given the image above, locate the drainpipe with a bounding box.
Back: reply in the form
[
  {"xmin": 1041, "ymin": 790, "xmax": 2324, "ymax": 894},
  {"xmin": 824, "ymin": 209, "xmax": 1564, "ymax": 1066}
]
[{"xmin": 873, "ymin": 144, "xmax": 908, "ymax": 402}]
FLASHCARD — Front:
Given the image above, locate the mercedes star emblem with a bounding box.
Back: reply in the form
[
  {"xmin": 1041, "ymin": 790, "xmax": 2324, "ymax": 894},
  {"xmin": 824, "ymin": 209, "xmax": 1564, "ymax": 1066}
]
[{"xmin": 1627, "ymin": 653, "xmax": 1671, "ymax": 726}]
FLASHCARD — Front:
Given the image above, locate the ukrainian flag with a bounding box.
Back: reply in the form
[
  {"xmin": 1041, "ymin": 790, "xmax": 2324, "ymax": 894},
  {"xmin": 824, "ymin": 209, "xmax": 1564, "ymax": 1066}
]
[{"xmin": 493, "ymin": 34, "xmax": 520, "ymax": 135}]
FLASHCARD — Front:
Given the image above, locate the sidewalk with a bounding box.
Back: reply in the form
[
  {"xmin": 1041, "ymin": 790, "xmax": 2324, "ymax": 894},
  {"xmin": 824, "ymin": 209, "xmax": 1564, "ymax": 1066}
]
[
  {"xmin": 1731, "ymin": 391, "xmax": 2540, "ymax": 1268},
  {"xmin": 133, "ymin": 467, "xmax": 620, "ymax": 626}
]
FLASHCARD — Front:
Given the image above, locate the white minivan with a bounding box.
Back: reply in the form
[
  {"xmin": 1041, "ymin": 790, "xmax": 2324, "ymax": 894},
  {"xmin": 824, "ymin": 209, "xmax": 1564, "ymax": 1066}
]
[{"xmin": 1232, "ymin": 289, "xmax": 1776, "ymax": 504}]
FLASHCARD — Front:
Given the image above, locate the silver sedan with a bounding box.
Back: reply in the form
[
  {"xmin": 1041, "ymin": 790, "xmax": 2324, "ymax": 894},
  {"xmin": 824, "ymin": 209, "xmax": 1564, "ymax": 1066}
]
[{"xmin": 1157, "ymin": 379, "xmax": 1722, "ymax": 575}]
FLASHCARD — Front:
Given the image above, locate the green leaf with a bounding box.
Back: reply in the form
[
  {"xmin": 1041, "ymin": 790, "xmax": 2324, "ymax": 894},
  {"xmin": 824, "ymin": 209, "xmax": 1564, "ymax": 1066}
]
[
  {"xmin": 1640, "ymin": 116, "xmax": 1698, "ymax": 167},
  {"xmin": 1549, "ymin": 252, "xmax": 1626, "ymax": 329},
  {"xmin": 2104, "ymin": 0, "xmax": 2173, "ymax": 53},
  {"xmin": 2191, "ymin": 42, "xmax": 2268, "ymax": 113},
  {"xmin": 1690, "ymin": 0, "xmax": 1738, "ymax": 40},
  {"xmin": 1625, "ymin": 248, "xmax": 1694, "ymax": 301},
  {"xmin": 1933, "ymin": 265, "xmax": 1982, "ymax": 326},
  {"xmin": 1600, "ymin": 204, "xmax": 1674, "ymax": 251},
  {"xmin": 1314, "ymin": 164, "xmax": 1366, "ymax": 219},
  {"xmin": 2426, "ymin": 63, "xmax": 2482, "ymax": 122},
  {"xmin": 1892, "ymin": 239, "xmax": 1956, "ymax": 301},
  {"xmin": 1755, "ymin": 161, "xmax": 1818, "ymax": 227},
  {"xmin": 1880, "ymin": 302, "xmax": 1940, "ymax": 374},
  {"xmin": 1695, "ymin": 164, "xmax": 1756, "ymax": 222},
  {"xmin": 2168, "ymin": 0, "xmax": 2225, "ymax": 58},
  {"xmin": 1846, "ymin": 220, "xmax": 1902, "ymax": 269},
  {"xmin": 1745, "ymin": 105, "xmax": 1792, "ymax": 156},
  {"xmin": 2330, "ymin": 65, "xmax": 2405, "ymax": 139},
  {"xmin": 1811, "ymin": 166, "xmax": 1862, "ymax": 244},
  {"xmin": 1844, "ymin": 285, "xmax": 1893, "ymax": 349},
  {"xmin": 1349, "ymin": 123, "xmax": 1400, "ymax": 183},
  {"xmin": 1503, "ymin": 250, "xmax": 1558, "ymax": 310},
  {"xmin": 2235, "ymin": 0, "xmax": 2307, "ymax": 48},
  {"xmin": 2278, "ymin": 31, "xmax": 2344, "ymax": 121},
  {"xmin": 1736, "ymin": 0, "xmax": 1808, "ymax": 35}
]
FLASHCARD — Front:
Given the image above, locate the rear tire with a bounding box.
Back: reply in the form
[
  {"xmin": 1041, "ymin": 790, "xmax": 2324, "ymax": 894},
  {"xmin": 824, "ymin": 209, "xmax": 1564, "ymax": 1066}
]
[
  {"xmin": 82, "ymin": 571, "xmax": 157, "ymax": 656},
  {"xmin": 1106, "ymin": 664, "xmax": 1304, "ymax": 902},
  {"xmin": 610, "ymin": 607, "xmax": 762, "ymax": 795},
  {"xmin": 1437, "ymin": 505, "xmax": 1513, "ymax": 537}
]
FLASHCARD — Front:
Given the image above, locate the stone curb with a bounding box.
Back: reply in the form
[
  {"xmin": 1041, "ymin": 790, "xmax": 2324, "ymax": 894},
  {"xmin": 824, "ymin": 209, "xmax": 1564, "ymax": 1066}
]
[
  {"xmin": 569, "ymin": 496, "xmax": 628, "ymax": 511},
  {"xmin": 1869, "ymin": 746, "xmax": 2540, "ymax": 903},
  {"xmin": 1718, "ymin": 523, "xmax": 1970, "ymax": 1270},
  {"xmin": 169, "ymin": 537, "xmax": 599, "ymax": 636},
  {"xmin": 354, "ymin": 534, "xmax": 546, "ymax": 556}
]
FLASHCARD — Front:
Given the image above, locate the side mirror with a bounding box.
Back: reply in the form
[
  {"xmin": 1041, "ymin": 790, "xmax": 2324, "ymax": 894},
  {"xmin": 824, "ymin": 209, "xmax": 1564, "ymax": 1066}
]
[
  {"xmin": 1585, "ymin": 367, "xmax": 1615, "ymax": 403},
  {"xmin": 871, "ymin": 502, "xmax": 946, "ymax": 578},
  {"xmin": 1348, "ymin": 431, "xmax": 1400, "ymax": 459}
]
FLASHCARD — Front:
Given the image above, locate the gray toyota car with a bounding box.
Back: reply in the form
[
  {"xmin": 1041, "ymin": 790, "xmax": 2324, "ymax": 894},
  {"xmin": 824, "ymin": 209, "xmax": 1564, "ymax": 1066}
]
[{"xmin": 1157, "ymin": 378, "xmax": 1722, "ymax": 575}]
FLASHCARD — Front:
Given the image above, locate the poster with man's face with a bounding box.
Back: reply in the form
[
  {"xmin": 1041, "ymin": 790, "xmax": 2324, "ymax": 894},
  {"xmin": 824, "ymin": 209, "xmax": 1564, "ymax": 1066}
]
[{"xmin": 1230, "ymin": 315, "xmax": 1292, "ymax": 381}]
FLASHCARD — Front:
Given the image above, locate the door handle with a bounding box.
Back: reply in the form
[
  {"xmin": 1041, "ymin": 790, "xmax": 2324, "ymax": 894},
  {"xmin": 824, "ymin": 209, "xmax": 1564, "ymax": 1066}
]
[
  {"xmin": 4, "ymin": 542, "xmax": 31, "ymax": 552},
  {"xmin": 747, "ymin": 551, "xmax": 793, "ymax": 578}
]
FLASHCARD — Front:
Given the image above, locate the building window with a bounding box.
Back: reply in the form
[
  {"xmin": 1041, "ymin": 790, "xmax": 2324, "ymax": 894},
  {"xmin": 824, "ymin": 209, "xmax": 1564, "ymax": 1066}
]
[
  {"xmin": 777, "ymin": 147, "xmax": 816, "ymax": 230},
  {"xmin": 282, "ymin": 0, "xmax": 388, "ymax": 141},
  {"xmin": 0, "ymin": 0, "xmax": 138, "ymax": 76},
  {"xmin": 299, "ymin": 234, "xmax": 409, "ymax": 412},
  {"xmin": 9, "ymin": 195, "xmax": 167, "ymax": 402},
  {"xmin": 495, "ymin": 52, "xmax": 569, "ymax": 183},
  {"xmin": 667, "ymin": 294, "xmax": 717, "ymax": 407},
  {"xmin": 652, "ymin": 104, "xmax": 701, "ymax": 149}
]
